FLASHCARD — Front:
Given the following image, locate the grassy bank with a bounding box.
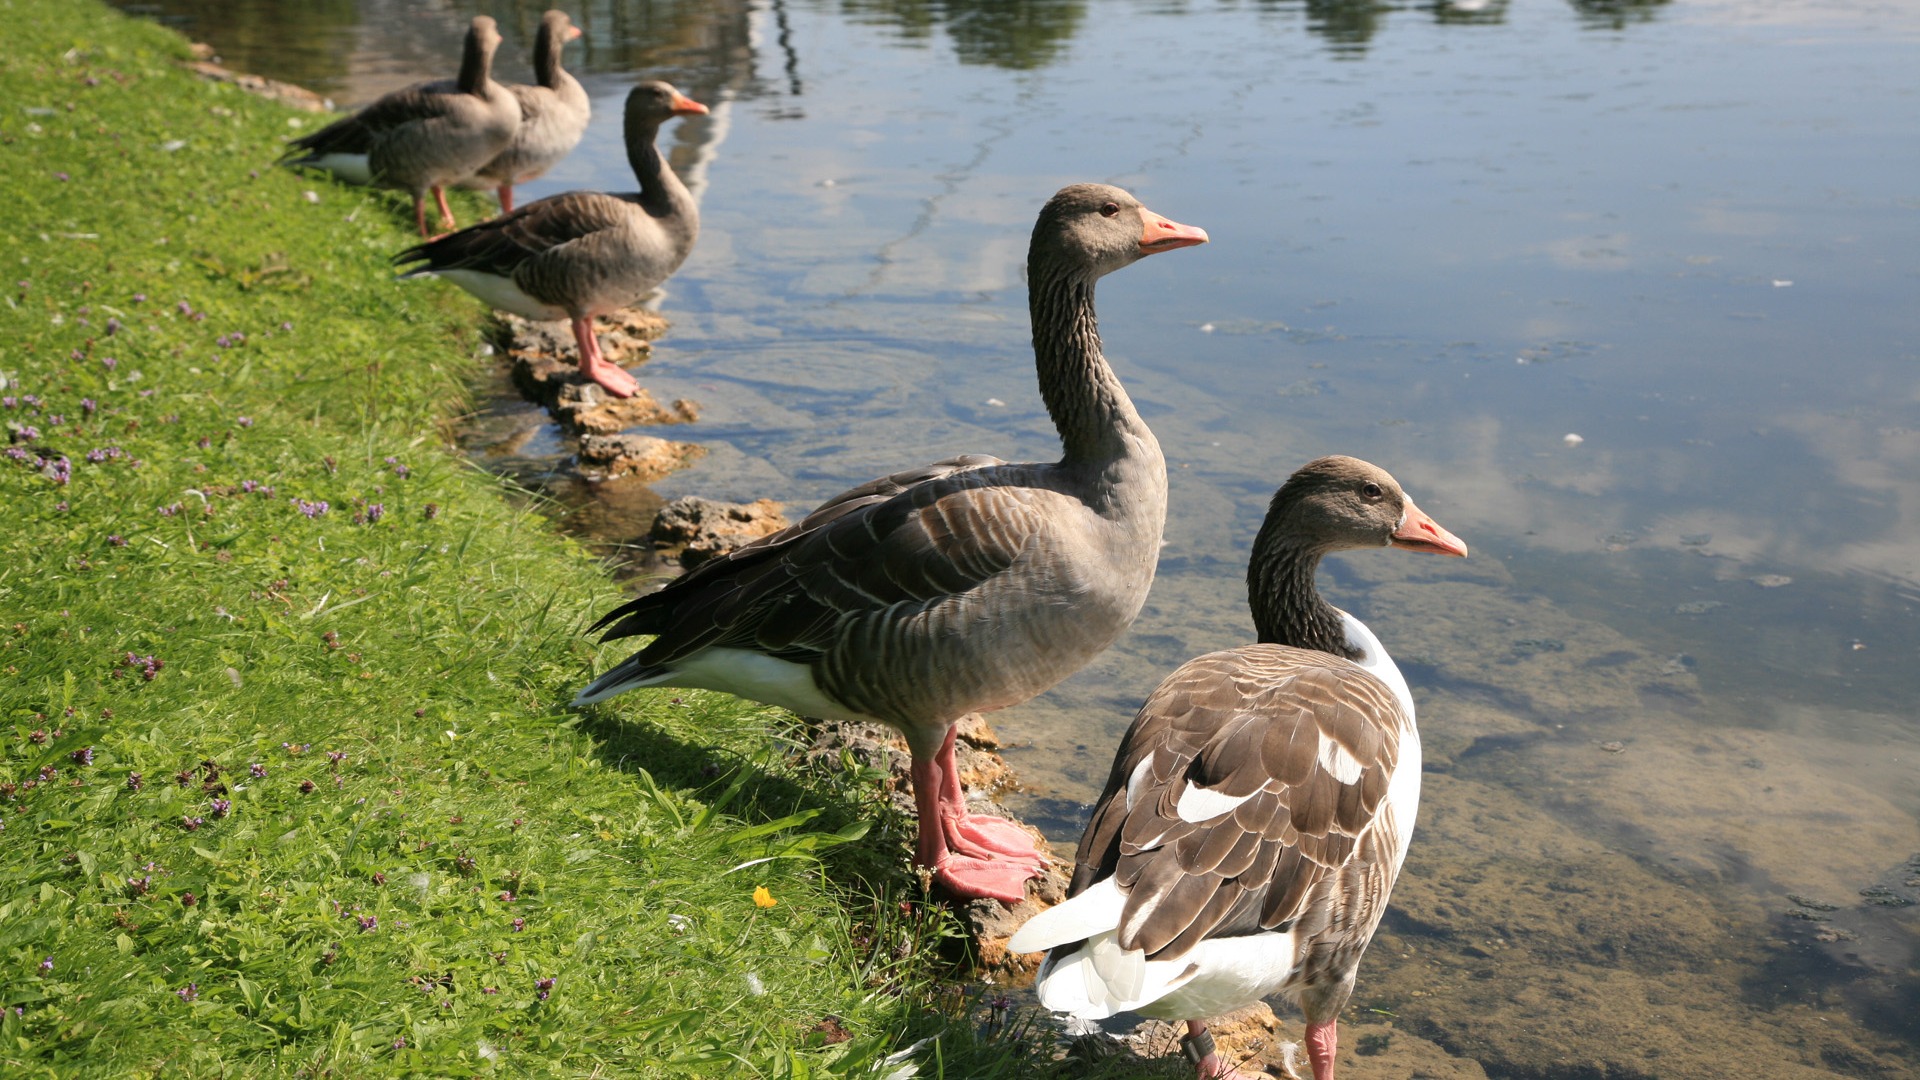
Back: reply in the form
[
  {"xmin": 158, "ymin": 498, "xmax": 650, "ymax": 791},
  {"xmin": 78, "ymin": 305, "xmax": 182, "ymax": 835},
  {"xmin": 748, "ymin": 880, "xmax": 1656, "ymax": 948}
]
[{"xmin": 0, "ymin": 2, "xmax": 1050, "ymax": 1075}]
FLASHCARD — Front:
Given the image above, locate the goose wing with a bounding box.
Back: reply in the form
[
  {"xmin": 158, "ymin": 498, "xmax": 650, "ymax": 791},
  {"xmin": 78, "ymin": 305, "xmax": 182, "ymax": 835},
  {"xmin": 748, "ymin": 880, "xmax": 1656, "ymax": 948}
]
[
  {"xmin": 590, "ymin": 454, "xmax": 1042, "ymax": 669},
  {"xmin": 393, "ymin": 191, "xmax": 636, "ymax": 280},
  {"xmin": 283, "ymin": 80, "xmax": 463, "ymax": 160},
  {"xmin": 1068, "ymin": 644, "xmax": 1406, "ymax": 960}
]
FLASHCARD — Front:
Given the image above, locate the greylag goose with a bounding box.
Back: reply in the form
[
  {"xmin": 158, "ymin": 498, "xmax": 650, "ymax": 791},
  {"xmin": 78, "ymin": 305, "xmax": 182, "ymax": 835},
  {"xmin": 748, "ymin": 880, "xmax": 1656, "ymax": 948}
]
[
  {"xmin": 571, "ymin": 184, "xmax": 1208, "ymax": 902},
  {"xmin": 469, "ymin": 10, "xmax": 590, "ymax": 214},
  {"xmin": 281, "ymin": 16, "xmax": 519, "ymax": 237},
  {"xmin": 1008, "ymin": 456, "xmax": 1467, "ymax": 1080},
  {"xmin": 391, "ymin": 81, "xmax": 707, "ymax": 399}
]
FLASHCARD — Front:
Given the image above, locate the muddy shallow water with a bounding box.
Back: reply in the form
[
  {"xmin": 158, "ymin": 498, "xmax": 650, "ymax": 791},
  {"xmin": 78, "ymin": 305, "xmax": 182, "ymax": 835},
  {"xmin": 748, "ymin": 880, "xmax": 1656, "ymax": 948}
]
[{"xmin": 123, "ymin": 0, "xmax": 1920, "ymax": 1074}]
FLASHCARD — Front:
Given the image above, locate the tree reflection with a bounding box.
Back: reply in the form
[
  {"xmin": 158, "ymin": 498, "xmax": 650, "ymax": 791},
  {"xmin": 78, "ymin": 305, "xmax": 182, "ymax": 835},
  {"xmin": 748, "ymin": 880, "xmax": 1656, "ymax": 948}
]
[
  {"xmin": 830, "ymin": 0, "xmax": 1086, "ymax": 70},
  {"xmin": 1568, "ymin": 0, "xmax": 1670, "ymax": 32}
]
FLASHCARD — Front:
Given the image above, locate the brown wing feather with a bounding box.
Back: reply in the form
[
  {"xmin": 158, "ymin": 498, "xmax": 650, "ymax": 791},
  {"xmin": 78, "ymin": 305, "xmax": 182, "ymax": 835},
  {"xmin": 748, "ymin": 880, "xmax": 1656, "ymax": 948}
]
[
  {"xmin": 583, "ymin": 454, "xmax": 1043, "ymax": 680},
  {"xmin": 1066, "ymin": 645, "xmax": 1406, "ymax": 960},
  {"xmin": 393, "ymin": 191, "xmax": 636, "ymax": 283},
  {"xmin": 284, "ymin": 80, "xmax": 464, "ymax": 160}
]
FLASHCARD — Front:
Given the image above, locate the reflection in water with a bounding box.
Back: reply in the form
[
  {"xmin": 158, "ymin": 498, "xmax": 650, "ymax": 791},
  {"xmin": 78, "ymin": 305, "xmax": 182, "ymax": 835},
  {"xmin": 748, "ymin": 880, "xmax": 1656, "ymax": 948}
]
[
  {"xmin": 1570, "ymin": 0, "xmax": 1671, "ymax": 32},
  {"xmin": 829, "ymin": 0, "xmax": 1086, "ymax": 70}
]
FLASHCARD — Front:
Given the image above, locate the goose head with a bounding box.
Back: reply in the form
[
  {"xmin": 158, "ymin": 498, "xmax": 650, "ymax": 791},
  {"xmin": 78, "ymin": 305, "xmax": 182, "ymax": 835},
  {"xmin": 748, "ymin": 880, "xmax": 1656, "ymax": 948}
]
[
  {"xmin": 1259, "ymin": 456, "xmax": 1468, "ymax": 560},
  {"xmin": 1030, "ymin": 183, "xmax": 1208, "ymax": 282},
  {"xmin": 540, "ymin": 9, "xmax": 584, "ymax": 45},
  {"xmin": 625, "ymin": 80, "xmax": 709, "ymax": 126}
]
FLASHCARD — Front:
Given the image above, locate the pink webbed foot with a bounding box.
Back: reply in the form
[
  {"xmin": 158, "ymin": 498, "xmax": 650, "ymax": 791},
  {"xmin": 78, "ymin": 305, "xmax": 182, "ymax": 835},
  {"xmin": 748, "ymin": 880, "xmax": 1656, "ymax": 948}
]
[
  {"xmin": 950, "ymin": 812, "xmax": 1046, "ymax": 863},
  {"xmin": 583, "ymin": 359, "xmax": 639, "ymax": 398},
  {"xmin": 931, "ymin": 852, "xmax": 1038, "ymax": 905}
]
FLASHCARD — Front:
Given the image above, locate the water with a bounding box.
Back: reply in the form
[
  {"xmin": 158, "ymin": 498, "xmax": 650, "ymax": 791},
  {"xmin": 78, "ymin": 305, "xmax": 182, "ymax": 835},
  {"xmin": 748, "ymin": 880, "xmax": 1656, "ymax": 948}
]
[{"xmin": 120, "ymin": 1, "xmax": 1920, "ymax": 1074}]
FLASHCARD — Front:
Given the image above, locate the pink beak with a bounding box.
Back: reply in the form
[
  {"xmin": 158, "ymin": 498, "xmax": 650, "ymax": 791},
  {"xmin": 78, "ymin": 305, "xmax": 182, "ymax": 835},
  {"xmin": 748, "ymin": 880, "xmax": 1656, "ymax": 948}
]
[
  {"xmin": 1137, "ymin": 206, "xmax": 1209, "ymax": 254},
  {"xmin": 1391, "ymin": 498, "xmax": 1468, "ymax": 557},
  {"xmin": 671, "ymin": 93, "xmax": 709, "ymax": 116}
]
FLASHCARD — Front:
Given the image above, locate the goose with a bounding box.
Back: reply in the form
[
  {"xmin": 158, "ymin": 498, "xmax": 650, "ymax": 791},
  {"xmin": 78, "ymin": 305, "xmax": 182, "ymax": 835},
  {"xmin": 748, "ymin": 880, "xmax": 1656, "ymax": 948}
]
[
  {"xmin": 281, "ymin": 16, "xmax": 519, "ymax": 238},
  {"xmin": 1008, "ymin": 456, "xmax": 1467, "ymax": 1080},
  {"xmin": 570, "ymin": 184, "xmax": 1208, "ymax": 902},
  {"xmin": 468, "ymin": 10, "xmax": 590, "ymax": 215},
  {"xmin": 391, "ymin": 81, "xmax": 707, "ymax": 399}
]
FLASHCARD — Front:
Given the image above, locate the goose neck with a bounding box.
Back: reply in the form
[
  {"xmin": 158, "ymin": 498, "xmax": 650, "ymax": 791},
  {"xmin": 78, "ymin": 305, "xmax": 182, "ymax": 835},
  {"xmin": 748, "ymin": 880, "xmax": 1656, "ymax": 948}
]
[
  {"xmin": 533, "ymin": 26, "xmax": 562, "ymax": 88},
  {"xmin": 458, "ymin": 34, "xmax": 493, "ymax": 96},
  {"xmin": 1246, "ymin": 537, "xmax": 1357, "ymax": 660},
  {"xmin": 1028, "ymin": 269, "xmax": 1152, "ymax": 466}
]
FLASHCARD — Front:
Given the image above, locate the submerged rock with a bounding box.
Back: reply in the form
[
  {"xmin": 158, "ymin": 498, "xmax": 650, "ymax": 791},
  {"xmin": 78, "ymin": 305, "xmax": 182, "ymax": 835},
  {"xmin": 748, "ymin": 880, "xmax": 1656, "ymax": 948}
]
[
  {"xmin": 650, "ymin": 496, "xmax": 789, "ymax": 569},
  {"xmin": 577, "ymin": 433, "xmax": 704, "ymax": 483}
]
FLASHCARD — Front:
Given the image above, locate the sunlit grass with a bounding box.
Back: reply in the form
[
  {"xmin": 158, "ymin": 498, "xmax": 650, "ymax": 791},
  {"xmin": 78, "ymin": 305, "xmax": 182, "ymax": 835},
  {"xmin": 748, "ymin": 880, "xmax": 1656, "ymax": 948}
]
[{"xmin": 0, "ymin": 2, "xmax": 1081, "ymax": 1075}]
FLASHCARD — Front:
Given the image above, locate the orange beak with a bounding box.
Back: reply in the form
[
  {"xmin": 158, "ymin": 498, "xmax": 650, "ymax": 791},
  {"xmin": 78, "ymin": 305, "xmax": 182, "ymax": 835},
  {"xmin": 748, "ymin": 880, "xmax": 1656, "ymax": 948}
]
[
  {"xmin": 1390, "ymin": 498, "xmax": 1468, "ymax": 557},
  {"xmin": 1138, "ymin": 207, "xmax": 1208, "ymax": 254},
  {"xmin": 671, "ymin": 93, "xmax": 709, "ymax": 116},
  {"xmin": 567, "ymin": 26, "xmax": 583, "ymax": 42}
]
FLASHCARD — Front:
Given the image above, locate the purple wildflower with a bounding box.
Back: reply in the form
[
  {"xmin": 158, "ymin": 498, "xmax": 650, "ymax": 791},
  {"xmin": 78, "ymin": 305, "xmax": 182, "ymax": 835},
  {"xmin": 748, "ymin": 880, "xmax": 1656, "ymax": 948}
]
[
  {"xmin": 101, "ymin": 356, "xmax": 116, "ymax": 370},
  {"xmin": 363, "ymin": 502, "xmax": 384, "ymax": 525},
  {"xmin": 190, "ymin": 311, "xmax": 205, "ymax": 322},
  {"xmin": 512, "ymin": 917, "xmax": 526, "ymax": 932},
  {"xmin": 126, "ymin": 771, "xmax": 142, "ymax": 791},
  {"xmin": 180, "ymin": 815, "xmax": 204, "ymax": 831},
  {"xmin": 128, "ymin": 874, "xmax": 151, "ymax": 896},
  {"xmin": 69, "ymin": 746, "xmax": 93, "ymax": 767},
  {"xmin": 39, "ymin": 956, "xmax": 53, "ymax": 974},
  {"xmin": 210, "ymin": 798, "xmax": 231, "ymax": 818},
  {"xmin": 53, "ymin": 172, "xmax": 68, "ymax": 182},
  {"xmin": 159, "ymin": 503, "xmax": 181, "ymax": 517},
  {"xmin": 215, "ymin": 335, "xmax": 229, "ymax": 348},
  {"xmin": 38, "ymin": 765, "xmax": 58, "ymax": 782},
  {"xmin": 105, "ymin": 317, "xmax": 121, "ymax": 336},
  {"xmin": 16, "ymin": 424, "xmax": 40, "ymax": 441},
  {"xmin": 299, "ymin": 779, "xmax": 315, "ymax": 794},
  {"xmin": 282, "ymin": 742, "xmax": 309, "ymax": 754},
  {"xmin": 47, "ymin": 414, "xmax": 63, "ymax": 426},
  {"xmin": 392, "ymin": 1037, "xmax": 406, "ymax": 1050},
  {"xmin": 132, "ymin": 293, "xmax": 146, "ymax": 303},
  {"xmin": 293, "ymin": 498, "xmax": 329, "ymax": 519},
  {"xmin": 236, "ymin": 416, "xmax": 252, "ymax": 428},
  {"xmin": 42, "ymin": 455, "xmax": 70, "ymax": 485},
  {"xmin": 109, "ymin": 534, "xmax": 125, "ymax": 547},
  {"xmin": 4, "ymin": 447, "xmax": 27, "ymax": 462},
  {"xmin": 536, "ymin": 977, "xmax": 554, "ymax": 1000},
  {"xmin": 175, "ymin": 300, "xmax": 191, "ymax": 314},
  {"xmin": 482, "ymin": 986, "xmax": 499, "ymax": 995},
  {"xmin": 279, "ymin": 321, "xmax": 292, "ymax": 332},
  {"xmin": 1, "ymin": 397, "xmax": 12, "ymax": 408},
  {"xmin": 176, "ymin": 983, "xmax": 198, "ymax": 1002},
  {"xmin": 28, "ymin": 729, "xmax": 48, "ymax": 745},
  {"xmin": 21, "ymin": 395, "xmax": 38, "ymax": 407},
  {"xmin": 358, "ymin": 915, "xmax": 377, "ymax": 933},
  {"xmin": 249, "ymin": 762, "xmax": 266, "ymax": 779}
]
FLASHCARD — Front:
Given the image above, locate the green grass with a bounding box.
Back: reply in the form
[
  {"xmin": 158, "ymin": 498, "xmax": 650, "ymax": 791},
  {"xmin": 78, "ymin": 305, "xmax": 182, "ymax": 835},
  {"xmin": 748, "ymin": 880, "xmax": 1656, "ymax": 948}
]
[{"xmin": 0, "ymin": 2, "xmax": 1072, "ymax": 1075}]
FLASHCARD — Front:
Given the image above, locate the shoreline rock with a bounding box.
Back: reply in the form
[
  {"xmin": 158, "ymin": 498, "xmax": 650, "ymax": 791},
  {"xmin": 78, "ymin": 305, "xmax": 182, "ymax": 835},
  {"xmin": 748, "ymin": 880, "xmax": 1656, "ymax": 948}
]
[{"xmin": 185, "ymin": 44, "xmax": 331, "ymax": 112}]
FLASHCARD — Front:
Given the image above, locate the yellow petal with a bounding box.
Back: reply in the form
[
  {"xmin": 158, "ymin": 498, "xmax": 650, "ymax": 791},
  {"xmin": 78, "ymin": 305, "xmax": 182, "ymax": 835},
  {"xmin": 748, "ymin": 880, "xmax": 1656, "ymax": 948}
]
[{"xmin": 752, "ymin": 886, "xmax": 777, "ymax": 908}]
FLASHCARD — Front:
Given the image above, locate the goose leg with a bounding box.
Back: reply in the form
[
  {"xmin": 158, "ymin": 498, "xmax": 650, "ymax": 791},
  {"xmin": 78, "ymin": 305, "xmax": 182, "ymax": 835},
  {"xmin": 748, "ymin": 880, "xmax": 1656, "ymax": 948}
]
[
  {"xmin": 1304, "ymin": 1019, "xmax": 1337, "ymax": 1080},
  {"xmin": 569, "ymin": 316, "xmax": 639, "ymax": 398},
  {"xmin": 432, "ymin": 185, "xmax": 458, "ymax": 232},
  {"xmin": 907, "ymin": 752, "xmax": 1035, "ymax": 904},
  {"xmin": 934, "ymin": 725, "xmax": 1046, "ymax": 863},
  {"xmin": 497, "ymin": 183, "xmax": 514, "ymax": 215},
  {"xmin": 1184, "ymin": 1020, "xmax": 1269, "ymax": 1080},
  {"xmin": 412, "ymin": 194, "xmax": 431, "ymax": 238}
]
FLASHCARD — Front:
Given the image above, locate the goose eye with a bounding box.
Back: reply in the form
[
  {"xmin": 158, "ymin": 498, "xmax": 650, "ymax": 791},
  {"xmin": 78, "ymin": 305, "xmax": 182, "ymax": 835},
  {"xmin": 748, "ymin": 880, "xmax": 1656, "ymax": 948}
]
[
  {"xmin": 1361, "ymin": 483, "xmax": 1383, "ymax": 499},
  {"xmin": 1100, "ymin": 202, "xmax": 1120, "ymax": 218}
]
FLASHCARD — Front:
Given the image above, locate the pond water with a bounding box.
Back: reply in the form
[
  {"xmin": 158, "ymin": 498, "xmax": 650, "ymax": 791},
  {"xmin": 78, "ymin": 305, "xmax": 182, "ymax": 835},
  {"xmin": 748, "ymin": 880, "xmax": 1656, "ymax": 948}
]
[{"xmin": 119, "ymin": 0, "xmax": 1920, "ymax": 1075}]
